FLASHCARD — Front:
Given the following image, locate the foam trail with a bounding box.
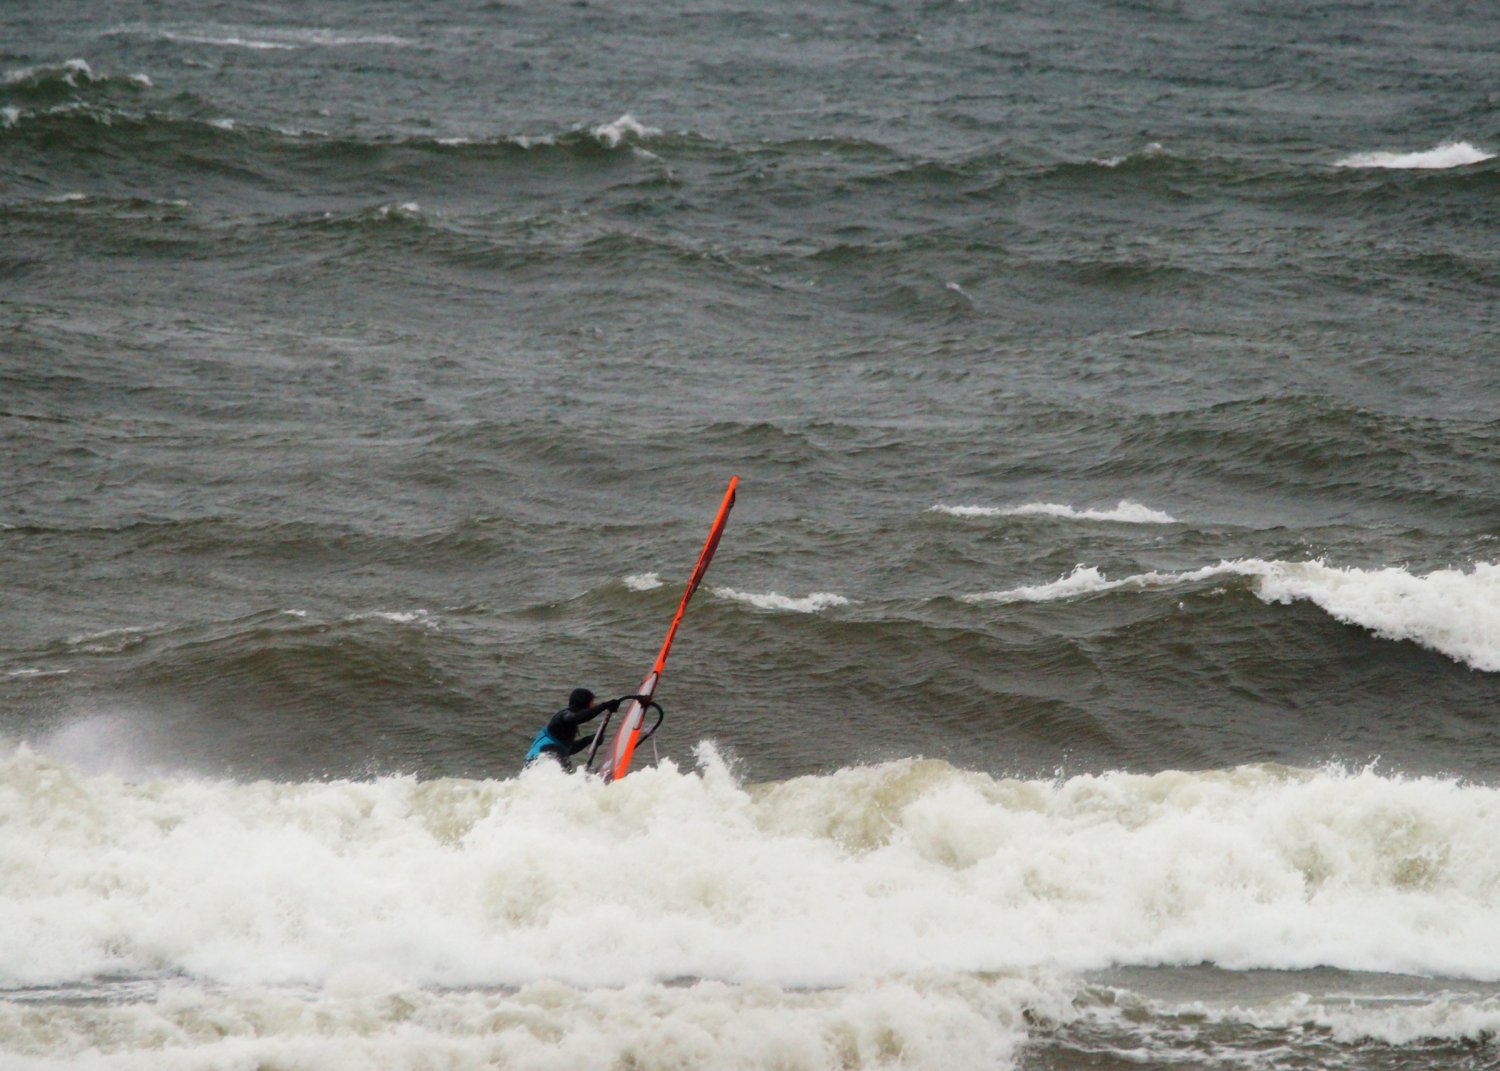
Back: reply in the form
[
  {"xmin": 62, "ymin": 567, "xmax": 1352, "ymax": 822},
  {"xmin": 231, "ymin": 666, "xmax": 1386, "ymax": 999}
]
[
  {"xmin": 933, "ymin": 500, "xmax": 1176, "ymax": 523},
  {"xmin": 1172, "ymin": 988, "xmax": 1500, "ymax": 1048},
  {"xmin": 1334, "ymin": 141, "xmax": 1494, "ymax": 169},
  {"xmin": 965, "ymin": 560, "xmax": 1500, "ymax": 672},
  {"xmin": 714, "ymin": 588, "xmax": 850, "ymax": 613},
  {"xmin": 141, "ymin": 28, "xmax": 414, "ymax": 50}
]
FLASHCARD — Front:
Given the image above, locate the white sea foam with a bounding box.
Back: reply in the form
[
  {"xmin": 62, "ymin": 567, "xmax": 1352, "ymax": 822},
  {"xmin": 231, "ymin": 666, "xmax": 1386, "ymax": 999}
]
[
  {"xmin": 1186, "ymin": 988, "xmax": 1500, "ymax": 1048},
  {"xmin": 714, "ymin": 588, "xmax": 851, "ymax": 613},
  {"xmin": 0, "ymin": 969, "xmax": 1053, "ymax": 1071},
  {"xmin": 2, "ymin": 745, "xmax": 1499, "ymax": 1069},
  {"xmin": 933, "ymin": 500, "xmax": 1177, "ymax": 524},
  {"xmin": 1, "ymin": 106, "xmax": 20, "ymax": 128},
  {"xmin": 64, "ymin": 625, "xmax": 154, "ymax": 654},
  {"xmin": 350, "ymin": 609, "xmax": 432, "ymax": 626},
  {"xmin": 148, "ymin": 27, "xmax": 413, "ymax": 50},
  {"xmin": 62, "ymin": 58, "xmax": 95, "ymax": 85},
  {"xmin": 593, "ymin": 113, "xmax": 659, "ymax": 148},
  {"xmin": 377, "ymin": 201, "xmax": 422, "ymax": 219},
  {"xmin": 1094, "ymin": 141, "xmax": 1164, "ymax": 167},
  {"xmin": 4, "ymin": 58, "xmax": 95, "ymax": 86},
  {"xmin": 623, "ymin": 572, "xmax": 663, "ymax": 591},
  {"xmin": 157, "ymin": 31, "xmax": 295, "ymax": 50},
  {"xmin": 964, "ymin": 560, "xmax": 1500, "ymax": 672},
  {"xmin": 1334, "ymin": 141, "xmax": 1495, "ymax": 170}
]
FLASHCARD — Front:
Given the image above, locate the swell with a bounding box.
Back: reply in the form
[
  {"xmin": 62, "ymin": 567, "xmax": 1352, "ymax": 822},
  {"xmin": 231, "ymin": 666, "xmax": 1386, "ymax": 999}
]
[{"xmin": 1089, "ymin": 397, "xmax": 1500, "ymax": 522}]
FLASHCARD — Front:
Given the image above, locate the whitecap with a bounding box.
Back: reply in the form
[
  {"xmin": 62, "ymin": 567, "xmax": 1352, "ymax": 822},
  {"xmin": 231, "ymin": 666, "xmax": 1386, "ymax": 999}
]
[
  {"xmin": 932, "ymin": 500, "xmax": 1177, "ymax": 524},
  {"xmin": 349, "ymin": 609, "xmax": 434, "ymax": 627},
  {"xmin": 962, "ymin": 564, "xmax": 1143, "ymax": 603},
  {"xmin": 65, "ymin": 625, "xmax": 154, "ymax": 654},
  {"xmin": 147, "ymin": 27, "xmax": 414, "ymax": 51},
  {"xmin": 62, "ymin": 59, "xmax": 96, "ymax": 86},
  {"xmin": 623, "ymin": 573, "xmax": 664, "ymax": 592},
  {"xmin": 965, "ymin": 559, "xmax": 1500, "ymax": 672},
  {"xmin": 714, "ymin": 588, "xmax": 850, "ymax": 613},
  {"xmin": 1334, "ymin": 141, "xmax": 1494, "ymax": 170},
  {"xmin": 593, "ymin": 113, "xmax": 659, "ymax": 149},
  {"xmin": 1093, "ymin": 141, "xmax": 1165, "ymax": 167},
  {"xmin": 159, "ymin": 31, "xmax": 298, "ymax": 50}
]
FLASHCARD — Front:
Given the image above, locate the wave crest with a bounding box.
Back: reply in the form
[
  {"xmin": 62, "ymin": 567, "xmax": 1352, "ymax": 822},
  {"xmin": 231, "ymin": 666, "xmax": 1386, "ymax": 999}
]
[
  {"xmin": 965, "ymin": 560, "xmax": 1500, "ymax": 672},
  {"xmin": 932, "ymin": 500, "xmax": 1177, "ymax": 524},
  {"xmin": 713, "ymin": 588, "xmax": 851, "ymax": 613},
  {"xmin": 1335, "ymin": 141, "xmax": 1495, "ymax": 170}
]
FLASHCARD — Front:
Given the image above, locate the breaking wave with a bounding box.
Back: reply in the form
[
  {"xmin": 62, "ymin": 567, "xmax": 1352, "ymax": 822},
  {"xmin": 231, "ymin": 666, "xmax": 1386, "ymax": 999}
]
[
  {"xmin": 965, "ymin": 560, "xmax": 1500, "ymax": 672},
  {"xmin": 714, "ymin": 588, "xmax": 852, "ymax": 613},
  {"xmin": 931, "ymin": 500, "xmax": 1177, "ymax": 524},
  {"xmin": 1334, "ymin": 141, "xmax": 1495, "ymax": 170}
]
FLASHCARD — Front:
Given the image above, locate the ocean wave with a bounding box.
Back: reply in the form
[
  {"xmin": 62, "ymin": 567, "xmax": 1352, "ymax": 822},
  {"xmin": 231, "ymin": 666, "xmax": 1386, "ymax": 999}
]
[
  {"xmin": 713, "ymin": 588, "xmax": 851, "ymax": 613},
  {"xmin": 1155, "ymin": 985, "xmax": 1500, "ymax": 1049},
  {"xmin": 2, "ymin": 101, "xmax": 681, "ymax": 177},
  {"xmin": 592, "ymin": 113, "xmax": 660, "ymax": 149},
  {"xmin": 0, "ymin": 58, "xmax": 153, "ymax": 115},
  {"xmin": 2, "ymin": 58, "xmax": 102, "ymax": 90},
  {"xmin": 0, "ymin": 968, "xmax": 1054, "ymax": 1071},
  {"xmin": 1090, "ymin": 141, "xmax": 1167, "ymax": 168},
  {"xmin": 4, "ymin": 746, "xmax": 1499, "ymax": 992},
  {"xmin": 1062, "ymin": 979, "xmax": 1500, "ymax": 1063},
  {"xmin": 347, "ymin": 609, "xmax": 435, "ymax": 628},
  {"xmin": 932, "ymin": 500, "xmax": 1177, "ymax": 524},
  {"xmin": 623, "ymin": 572, "xmax": 664, "ymax": 591},
  {"xmin": 1334, "ymin": 141, "xmax": 1495, "ymax": 170},
  {"xmin": 107, "ymin": 25, "xmax": 416, "ymax": 51},
  {"xmin": 964, "ymin": 560, "xmax": 1500, "ymax": 672}
]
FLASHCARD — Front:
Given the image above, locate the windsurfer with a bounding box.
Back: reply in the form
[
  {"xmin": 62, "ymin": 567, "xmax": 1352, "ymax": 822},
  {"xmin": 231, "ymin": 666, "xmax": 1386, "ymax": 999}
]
[{"xmin": 523, "ymin": 688, "xmax": 621, "ymax": 771}]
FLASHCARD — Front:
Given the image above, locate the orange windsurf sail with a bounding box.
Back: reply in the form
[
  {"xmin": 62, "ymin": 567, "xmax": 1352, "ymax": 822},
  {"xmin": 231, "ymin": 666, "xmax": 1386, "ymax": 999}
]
[{"xmin": 589, "ymin": 476, "xmax": 739, "ymax": 782}]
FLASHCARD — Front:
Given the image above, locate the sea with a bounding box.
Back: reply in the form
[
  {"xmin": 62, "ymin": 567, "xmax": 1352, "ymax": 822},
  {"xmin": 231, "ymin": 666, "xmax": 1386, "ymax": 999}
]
[{"xmin": 3, "ymin": 1, "xmax": 1500, "ymax": 1067}]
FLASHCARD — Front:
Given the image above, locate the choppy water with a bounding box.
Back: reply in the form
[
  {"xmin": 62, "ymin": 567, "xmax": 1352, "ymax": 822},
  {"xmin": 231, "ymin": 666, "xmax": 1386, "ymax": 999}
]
[{"xmin": 4, "ymin": 1, "xmax": 1499, "ymax": 1068}]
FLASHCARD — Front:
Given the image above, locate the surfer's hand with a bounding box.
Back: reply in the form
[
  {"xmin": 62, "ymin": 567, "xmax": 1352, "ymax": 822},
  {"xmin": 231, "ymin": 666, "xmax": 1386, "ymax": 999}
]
[{"xmin": 606, "ymin": 697, "xmax": 622, "ymax": 713}]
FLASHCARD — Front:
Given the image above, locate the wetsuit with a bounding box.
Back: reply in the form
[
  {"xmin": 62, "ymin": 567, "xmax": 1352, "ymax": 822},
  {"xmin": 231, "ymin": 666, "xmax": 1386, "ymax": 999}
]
[{"xmin": 524, "ymin": 697, "xmax": 619, "ymax": 771}]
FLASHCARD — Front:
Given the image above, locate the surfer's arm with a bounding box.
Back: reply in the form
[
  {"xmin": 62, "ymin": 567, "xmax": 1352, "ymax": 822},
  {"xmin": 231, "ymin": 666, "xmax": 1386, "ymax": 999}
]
[{"xmin": 555, "ymin": 698, "xmax": 620, "ymax": 731}]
